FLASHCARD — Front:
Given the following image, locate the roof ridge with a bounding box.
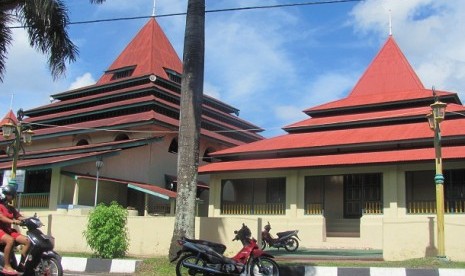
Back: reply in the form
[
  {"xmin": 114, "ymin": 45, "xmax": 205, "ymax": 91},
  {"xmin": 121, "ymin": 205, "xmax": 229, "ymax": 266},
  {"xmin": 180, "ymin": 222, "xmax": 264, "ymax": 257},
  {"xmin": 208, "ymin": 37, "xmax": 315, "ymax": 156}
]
[
  {"xmin": 349, "ymin": 36, "xmax": 424, "ymax": 97},
  {"xmin": 97, "ymin": 18, "xmax": 182, "ymax": 85}
]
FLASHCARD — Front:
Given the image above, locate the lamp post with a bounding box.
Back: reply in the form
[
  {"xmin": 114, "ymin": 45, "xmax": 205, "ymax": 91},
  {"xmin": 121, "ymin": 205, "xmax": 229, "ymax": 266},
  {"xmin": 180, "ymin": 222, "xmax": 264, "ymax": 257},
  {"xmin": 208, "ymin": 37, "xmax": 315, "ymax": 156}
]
[
  {"xmin": 94, "ymin": 158, "xmax": 104, "ymax": 207},
  {"xmin": 426, "ymin": 97, "xmax": 447, "ymax": 259},
  {"xmin": 1, "ymin": 109, "xmax": 33, "ymax": 189}
]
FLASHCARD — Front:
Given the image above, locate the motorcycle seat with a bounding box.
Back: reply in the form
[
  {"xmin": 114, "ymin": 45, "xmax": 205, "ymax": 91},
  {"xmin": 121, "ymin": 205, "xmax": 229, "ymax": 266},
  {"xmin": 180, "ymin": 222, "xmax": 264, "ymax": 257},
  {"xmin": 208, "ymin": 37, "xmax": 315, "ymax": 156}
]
[
  {"xmin": 183, "ymin": 237, "xmax": 227, "ymax": 254},
  {"xmin": 276, "ymin": 230, "xmax": 296, "ymax": 238}
]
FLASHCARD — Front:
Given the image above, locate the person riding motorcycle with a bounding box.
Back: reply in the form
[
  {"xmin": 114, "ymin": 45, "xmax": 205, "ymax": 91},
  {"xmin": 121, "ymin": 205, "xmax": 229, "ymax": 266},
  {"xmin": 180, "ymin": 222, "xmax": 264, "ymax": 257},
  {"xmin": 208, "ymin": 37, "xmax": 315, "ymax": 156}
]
[{"xmin": 0, "ymin": 185, "xmax": 31, "ymax": 275}]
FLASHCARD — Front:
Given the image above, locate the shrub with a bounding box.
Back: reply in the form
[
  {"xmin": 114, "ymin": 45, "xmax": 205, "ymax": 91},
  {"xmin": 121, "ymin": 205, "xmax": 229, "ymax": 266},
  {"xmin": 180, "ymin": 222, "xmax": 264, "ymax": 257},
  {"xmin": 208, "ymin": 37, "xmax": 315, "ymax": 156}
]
[{"xmin": 83, "ymin": 201, "xmax": 129, "ymax": 258}]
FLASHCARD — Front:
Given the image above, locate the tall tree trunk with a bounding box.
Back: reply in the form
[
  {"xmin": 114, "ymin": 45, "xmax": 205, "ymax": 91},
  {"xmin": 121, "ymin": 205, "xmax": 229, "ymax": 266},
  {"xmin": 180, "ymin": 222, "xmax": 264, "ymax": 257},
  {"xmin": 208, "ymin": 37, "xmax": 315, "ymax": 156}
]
[{"xmin": 169, "ymin": 0, "xmax": 205, "ymax": 260}]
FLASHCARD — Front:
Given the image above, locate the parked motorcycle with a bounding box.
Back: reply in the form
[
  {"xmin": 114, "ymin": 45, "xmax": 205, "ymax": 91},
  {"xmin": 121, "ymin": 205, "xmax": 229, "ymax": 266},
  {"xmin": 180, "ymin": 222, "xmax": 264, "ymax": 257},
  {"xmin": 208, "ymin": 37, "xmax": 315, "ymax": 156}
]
[
  {"xmin": 172, "ymin": 223, "xmax": 279, "ymax": 275},
  {"xmin": 261, "ymin": 222, "xmax": 300, "ymax": 252},
  {"xmin": 0, "ymin": 215, "xmax": 63, "ymax": 276}
]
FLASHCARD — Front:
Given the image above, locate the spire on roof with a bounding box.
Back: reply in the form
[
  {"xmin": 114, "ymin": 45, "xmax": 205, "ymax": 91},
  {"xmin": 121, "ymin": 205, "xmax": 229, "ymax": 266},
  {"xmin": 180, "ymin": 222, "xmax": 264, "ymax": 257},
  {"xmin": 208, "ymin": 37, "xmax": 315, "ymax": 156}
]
[
  {"xmin": 348, "ymin": 36, "xmax": 424, "ymax": 98},
  {"xmin": 389, "ymin": 9, "xmax": 392, "ymax": 36},
  {"xmin": 152, "ymin": 0, "xmax": 156, "ymax": 17},
  {"xmin": 97, "ymin": 18, "xmax": 183, "ymax": 85}
]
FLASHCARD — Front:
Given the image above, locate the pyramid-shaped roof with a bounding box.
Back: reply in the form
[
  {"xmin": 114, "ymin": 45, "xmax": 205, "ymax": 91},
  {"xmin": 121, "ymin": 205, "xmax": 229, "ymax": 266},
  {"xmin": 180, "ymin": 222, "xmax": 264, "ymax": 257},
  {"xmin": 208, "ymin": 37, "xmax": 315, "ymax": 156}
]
[
  {"xmin": 350, "ymin": 36, "xmax": 424, "ymax": 97},
  {"xmin": 19, "ymin": 17, "xmax": 264, "ymax": 147},
  {"xmin": 97, "ymin": 18, "xmax": 183, "ymax": 85},
  {"xmin": 305, "ymin": 36, "xmax": 457, "ymax": 114},
  {"xmin": 199, "ymin": 35, "xmax": 465, "ymax": 173},
  {"xmin": 0, "ymin": 110, "xmax": 18, "ymax": 127}
]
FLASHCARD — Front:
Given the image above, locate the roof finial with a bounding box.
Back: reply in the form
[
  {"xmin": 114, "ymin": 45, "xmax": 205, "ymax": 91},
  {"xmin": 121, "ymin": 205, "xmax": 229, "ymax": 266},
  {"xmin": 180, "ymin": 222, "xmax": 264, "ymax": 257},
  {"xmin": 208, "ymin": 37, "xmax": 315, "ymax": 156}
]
[
  {"xmin": 389, "ymin": 9, "xmax": 392, "ymax": 36},
  {"xmin": 152, "ymin": 0, "xmax": 156, "ymax": 17},
  {"xmin": 432, "ymin": 86, "xmax": 438, "ymax": 101}
]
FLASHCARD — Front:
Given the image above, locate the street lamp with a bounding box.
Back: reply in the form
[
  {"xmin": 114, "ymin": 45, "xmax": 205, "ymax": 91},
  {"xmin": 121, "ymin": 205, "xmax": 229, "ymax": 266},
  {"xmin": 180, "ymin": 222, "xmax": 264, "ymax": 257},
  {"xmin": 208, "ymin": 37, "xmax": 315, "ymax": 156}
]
[
  {"xmin": 426, "ymin": 95, "xmax": 447, "ymax": 259},
  {"xmin": 1, "ymin": 109, "xmax": 33, "ymax": 190},
  {"xmin": 94, "ymin": 158, "xmax": 104, "ymax": 207}
]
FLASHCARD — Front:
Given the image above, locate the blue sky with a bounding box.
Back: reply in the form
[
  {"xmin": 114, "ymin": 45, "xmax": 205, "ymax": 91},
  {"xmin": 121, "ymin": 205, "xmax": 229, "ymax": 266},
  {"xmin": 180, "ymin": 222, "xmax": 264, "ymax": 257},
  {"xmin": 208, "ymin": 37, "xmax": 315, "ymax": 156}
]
[{"xmin": 1, "ymin": 0, "xmax": 464, "ymax": 137}]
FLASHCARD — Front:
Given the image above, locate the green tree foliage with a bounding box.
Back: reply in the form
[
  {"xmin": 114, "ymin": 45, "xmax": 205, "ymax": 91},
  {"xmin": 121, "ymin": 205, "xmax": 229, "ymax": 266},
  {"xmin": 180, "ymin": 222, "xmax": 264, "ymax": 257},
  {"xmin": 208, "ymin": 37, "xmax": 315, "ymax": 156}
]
[
  {"xmin": 83, "ymin": 201, "xmax": 129, "ymax": 259},
  {"xmin": 0, "ymin": 0, "xmax": 105, "ymax": 81}
]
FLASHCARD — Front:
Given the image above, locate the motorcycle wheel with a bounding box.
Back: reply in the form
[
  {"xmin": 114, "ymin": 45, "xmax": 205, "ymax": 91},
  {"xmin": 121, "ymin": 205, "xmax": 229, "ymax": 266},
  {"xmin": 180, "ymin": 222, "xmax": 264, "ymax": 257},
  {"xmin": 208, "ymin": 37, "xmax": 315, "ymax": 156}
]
[
  {"xmin": 251, "ymin": 256, "xmax": 279, "ymax": 276},
  {"xmin": 34, "ymin": 257, "xmax": 63, "ymax": 276},
  {"xmin": 261, "ymin": 240, "xmax": 267, "ymax": 250},
  {"xmin": 284, "ymin": 237, "xmax": 299, "ymax": 252},
  {"xmin": 176, "ymin": 254, "xmax": 209, "ymax": 276}
]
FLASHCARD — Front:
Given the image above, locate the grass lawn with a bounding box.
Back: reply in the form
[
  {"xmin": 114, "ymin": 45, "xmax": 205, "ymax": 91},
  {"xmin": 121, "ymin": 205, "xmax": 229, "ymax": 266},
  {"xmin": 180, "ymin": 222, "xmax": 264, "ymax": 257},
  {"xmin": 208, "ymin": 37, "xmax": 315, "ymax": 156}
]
[{"xmin": 134, "ymin": 256, "xmax": 465, "ymax": 276}]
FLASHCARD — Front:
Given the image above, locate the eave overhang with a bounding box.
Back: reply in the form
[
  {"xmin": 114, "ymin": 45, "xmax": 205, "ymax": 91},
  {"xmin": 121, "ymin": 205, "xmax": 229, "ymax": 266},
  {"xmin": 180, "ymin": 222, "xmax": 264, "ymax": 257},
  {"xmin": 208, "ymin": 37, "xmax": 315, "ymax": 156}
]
[
  {"xmin": 199, "ymin": 145, "xmax": 465, "ymax": 174},
  {"xmin": 0, "ymin": 137, "xmax": 162, "ymax": 171},
  {"xmin": 211, "ymin": 119, "xmax": 465, "ymax": 158},
  {"xmin": 62, "ymin": 172, "xmax": 177, "ymax": 200}
]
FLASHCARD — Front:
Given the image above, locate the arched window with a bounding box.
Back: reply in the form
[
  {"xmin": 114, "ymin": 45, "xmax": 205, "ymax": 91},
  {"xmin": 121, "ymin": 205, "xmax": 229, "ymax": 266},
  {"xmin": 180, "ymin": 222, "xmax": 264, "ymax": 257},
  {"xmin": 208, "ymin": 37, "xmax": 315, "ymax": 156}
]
[
  {"xmin": 168, "ymin": 138, "xmax": 178, "ymax": 154},
  {"xmin": 222, "ymin": 180, "xmax": 236, "ymax": 202},
  {"xmin": 202, "ymin": 147, "xmax": 215, "ymax": 163},
  {"xmin": 76, "ymin": 139, "xmax": 89, "ymax": 146},
  {"xmin": 114, "ymin": 133, "xmax": 130, "ymax": 141}
]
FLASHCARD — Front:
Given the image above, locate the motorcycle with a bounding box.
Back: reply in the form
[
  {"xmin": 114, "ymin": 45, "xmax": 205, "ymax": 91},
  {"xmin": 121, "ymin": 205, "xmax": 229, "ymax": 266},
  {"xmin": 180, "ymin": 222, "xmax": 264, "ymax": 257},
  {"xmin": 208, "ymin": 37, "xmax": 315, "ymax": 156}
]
[
  {"xmin": 172, "ymin": 223, "xmax": 279, "ymax": 275},
  {"xmin": 261, "ymin": 222, "xmax": 300, "ymax": 252},
  {"xmin": 0, "ymin": 215, "xmax": 63, "ymax": 276}
]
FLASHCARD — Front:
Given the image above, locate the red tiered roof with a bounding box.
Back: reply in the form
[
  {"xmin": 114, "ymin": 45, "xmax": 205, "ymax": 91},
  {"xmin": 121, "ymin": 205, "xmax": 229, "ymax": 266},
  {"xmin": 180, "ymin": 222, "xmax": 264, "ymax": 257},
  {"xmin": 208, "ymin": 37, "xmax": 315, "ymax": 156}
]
[
  {"xmin": 97, "ymin": 18, "xmax": 183, "ymax": 84},
  {"xmin": 305, "ymin": 37, "xmax": 455, "ymax": 113},
  {"xmin": 199, "ymin": 36, "xmax": 464, "ymax": 173}
]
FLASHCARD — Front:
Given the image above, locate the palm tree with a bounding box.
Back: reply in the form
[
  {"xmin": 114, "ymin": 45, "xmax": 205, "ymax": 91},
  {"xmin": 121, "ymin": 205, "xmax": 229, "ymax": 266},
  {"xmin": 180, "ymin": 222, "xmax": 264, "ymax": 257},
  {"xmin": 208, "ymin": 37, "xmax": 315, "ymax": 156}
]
[
  {"xmin": 0, "ymin": 0, "xmax": 105, "ymax": 81},
  {"xmin": 169, "ymin": 0, "xmax": 205, "ymax": 260}
]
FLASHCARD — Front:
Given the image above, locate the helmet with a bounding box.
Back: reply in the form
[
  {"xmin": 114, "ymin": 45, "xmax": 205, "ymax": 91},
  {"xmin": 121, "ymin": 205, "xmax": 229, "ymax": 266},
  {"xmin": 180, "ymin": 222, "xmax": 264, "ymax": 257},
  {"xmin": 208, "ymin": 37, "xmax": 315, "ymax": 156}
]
[
  {"xmin": 264, "ymin": 223, "xmax": 271, "ymax": 231},
  {"xmin": 2, "ymin": 185, "xmax": 17, "ymax": 197}
]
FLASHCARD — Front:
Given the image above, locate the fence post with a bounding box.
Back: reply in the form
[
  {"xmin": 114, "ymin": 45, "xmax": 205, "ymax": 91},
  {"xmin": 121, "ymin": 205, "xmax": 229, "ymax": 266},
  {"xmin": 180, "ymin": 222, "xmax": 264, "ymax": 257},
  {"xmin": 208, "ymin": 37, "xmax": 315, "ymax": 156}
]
[
  {"xmin": 47, "ymin": 214, "xmax": 52, "ymax": 236},
  {"xmin": 257, "ymin": 217, "xmax": 262, "ymax": 247}
]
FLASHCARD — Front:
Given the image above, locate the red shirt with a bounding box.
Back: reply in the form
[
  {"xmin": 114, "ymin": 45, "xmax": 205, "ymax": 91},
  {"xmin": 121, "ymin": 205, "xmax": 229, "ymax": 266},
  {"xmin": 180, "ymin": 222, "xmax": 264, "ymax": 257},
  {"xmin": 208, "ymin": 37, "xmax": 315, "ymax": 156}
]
[{"xmin": 0, "ymin": 202, "xmax": 21, "ymax": 233}]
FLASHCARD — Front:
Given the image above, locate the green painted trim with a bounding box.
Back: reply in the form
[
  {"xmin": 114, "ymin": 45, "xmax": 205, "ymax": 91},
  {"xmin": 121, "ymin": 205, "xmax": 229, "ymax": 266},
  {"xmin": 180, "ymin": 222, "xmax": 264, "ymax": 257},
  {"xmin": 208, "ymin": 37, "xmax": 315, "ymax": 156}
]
[
  {"xmin": 127, "ymin": 183, "xmax": 169, "ymax": 200},
  {"xmin": 19, "ymin": 151, "xmax": 121, "ymax": 171}
]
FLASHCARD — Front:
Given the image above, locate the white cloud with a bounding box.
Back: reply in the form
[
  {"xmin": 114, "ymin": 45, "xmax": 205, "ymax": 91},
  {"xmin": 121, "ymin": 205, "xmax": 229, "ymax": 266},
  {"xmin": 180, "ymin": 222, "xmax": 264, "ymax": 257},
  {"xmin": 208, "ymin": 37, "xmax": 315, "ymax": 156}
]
[
  {"xmin": 350, "ymin": 0, "xmax": 465, "ymax": 98},
  {"xmin": 68, "ymin": 73, "xmax": 96, "ymax": 90},
  {"xmin": 274, "ymin": 105, "xmax": 306, "ymax": 123},
  {"xmin": 0, "ymin": 29, "xmax": 67, "ymax": 113},
  {"xmin": 303, "ymin": 72, "xmax": 357, "ymax": 107},
  {"xmin": 203, "ymin": 82, "xmax": 221, "ymax": 99},
  {"xmin": 2, "ymin": 0, "xmax": 464, "ymax": 140}
]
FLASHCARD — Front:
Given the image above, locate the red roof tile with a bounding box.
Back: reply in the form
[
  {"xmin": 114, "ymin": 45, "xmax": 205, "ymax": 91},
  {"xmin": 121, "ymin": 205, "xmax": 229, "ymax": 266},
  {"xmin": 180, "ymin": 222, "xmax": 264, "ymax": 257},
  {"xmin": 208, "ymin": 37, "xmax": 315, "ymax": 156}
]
[
  {"xmin": 286, "ymin": 104, "xmax": 465, "ymax": 130},
  {"xmin": 97, "ymin": 18, "xmax": 182, "ymax": 85},
  {"xmin": 307, "ymin": 89, "xmax": 452, "ymax": 113},
  {"xmin": 212, "ymin": 118, "xmax": 465, "ymax": 156},
  {"xmin": 0, "ymin": 110, "xmax": 18, "ymax": 126},
  {"xmin": 350, "ymin": 36, "xmax": 424, "ymax": 97},
  {"xmin": 199, "ymin": 146, "xmax": 465, "ymax": 173},
  {"xmin": 306, "ymin": 36, "xmax": 456, "ymax": 113},
  {"xmin": 199, "ymin": 35, "xmax": 465, "ymax": 175}
]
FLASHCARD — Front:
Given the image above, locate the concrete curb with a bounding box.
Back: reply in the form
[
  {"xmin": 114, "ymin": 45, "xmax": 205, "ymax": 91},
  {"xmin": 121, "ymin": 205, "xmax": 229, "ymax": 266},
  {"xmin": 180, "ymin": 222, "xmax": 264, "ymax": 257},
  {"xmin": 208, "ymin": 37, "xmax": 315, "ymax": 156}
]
[
  {"xmin": 61, "ymin": 257, "xmax": 141, "ymax": 274},
  {"xmin": 280, "ymin": 266, "xmax": 465, "ymax": 276},
  {"xmin": 60, "ymin": 257, "xmax": 465, "ymax": 275}
]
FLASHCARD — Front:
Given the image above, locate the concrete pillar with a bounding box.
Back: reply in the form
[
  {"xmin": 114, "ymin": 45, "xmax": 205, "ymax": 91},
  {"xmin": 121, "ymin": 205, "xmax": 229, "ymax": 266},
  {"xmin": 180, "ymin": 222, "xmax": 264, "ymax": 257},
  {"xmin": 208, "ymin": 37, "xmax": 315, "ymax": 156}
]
[
  {"xmin": 48, "ymin": 167, "xmax": 61, "ymax": 210},
  {"xmin": 170, "ymin": 198, "xmax": 176, "ymax": 216},
  {"xmin": 144, "ymin": 193, "xmax": 149, "ymax": 216},
  {"xmin": 383, "ymin": 166, "xmax": 399, "ymax": 218},
  {"xmin": 286, "ymin": 173, "xmax": 298, "ymax": 217},
  {"xmin": 72, "ymin": 177, "xmax": 79, "ymax": 206}
]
